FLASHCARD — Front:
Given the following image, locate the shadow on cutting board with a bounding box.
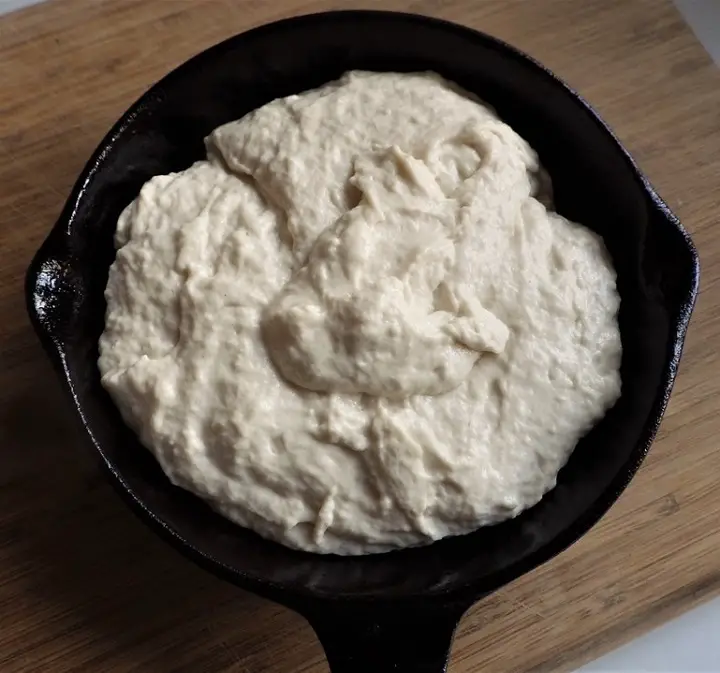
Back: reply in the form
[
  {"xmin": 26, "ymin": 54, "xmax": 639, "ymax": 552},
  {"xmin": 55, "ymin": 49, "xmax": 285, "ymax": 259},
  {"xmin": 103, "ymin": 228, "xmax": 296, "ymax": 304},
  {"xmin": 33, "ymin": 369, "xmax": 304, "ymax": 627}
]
[{"xmin": 0, "ymin": 337, "xmax": 327, "ymax": 672}]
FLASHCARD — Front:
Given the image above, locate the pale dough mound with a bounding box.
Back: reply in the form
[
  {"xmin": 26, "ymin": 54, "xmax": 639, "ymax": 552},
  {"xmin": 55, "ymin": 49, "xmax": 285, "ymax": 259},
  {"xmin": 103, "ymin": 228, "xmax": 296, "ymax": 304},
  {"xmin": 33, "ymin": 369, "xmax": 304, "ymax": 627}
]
[{"xmin": 99, "ymin": 72, "xmax": 622, "ymax": 555}]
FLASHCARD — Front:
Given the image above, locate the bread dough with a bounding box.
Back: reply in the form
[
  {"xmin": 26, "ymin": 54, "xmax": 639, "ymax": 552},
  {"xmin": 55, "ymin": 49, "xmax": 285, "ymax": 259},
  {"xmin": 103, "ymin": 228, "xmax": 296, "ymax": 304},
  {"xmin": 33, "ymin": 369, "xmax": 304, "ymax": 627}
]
[{"xmin": 99, "ymin": 71, "xmax": 622, "ymax": 555}]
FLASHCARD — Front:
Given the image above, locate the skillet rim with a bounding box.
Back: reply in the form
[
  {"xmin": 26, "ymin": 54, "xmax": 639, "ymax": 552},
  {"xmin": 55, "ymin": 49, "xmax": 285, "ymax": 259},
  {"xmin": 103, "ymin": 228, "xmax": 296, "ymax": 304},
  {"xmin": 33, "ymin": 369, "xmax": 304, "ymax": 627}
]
[{"xmin": 25, "ymin": 9, "xmax": 700, "ymax": 608}]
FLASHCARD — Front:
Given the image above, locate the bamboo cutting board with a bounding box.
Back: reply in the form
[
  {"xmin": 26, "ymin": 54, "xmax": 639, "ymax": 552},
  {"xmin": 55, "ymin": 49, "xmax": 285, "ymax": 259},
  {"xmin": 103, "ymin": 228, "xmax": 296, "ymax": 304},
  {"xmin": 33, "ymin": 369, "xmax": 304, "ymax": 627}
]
[{"xmin": 1, "ymin": 0, "xmax": 720, "ymax": 671}]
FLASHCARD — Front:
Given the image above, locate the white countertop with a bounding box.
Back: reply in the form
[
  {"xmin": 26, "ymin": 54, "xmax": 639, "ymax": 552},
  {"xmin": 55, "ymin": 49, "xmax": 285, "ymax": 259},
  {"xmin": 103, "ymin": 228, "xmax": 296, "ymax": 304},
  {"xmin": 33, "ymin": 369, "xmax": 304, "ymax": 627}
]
[
  {"xmin": 2, "ymin": 0, "xmax": 718, "ymax": 670},
  {"xmin": 577, "ymin": 597, "xmax": 720, "ymax": 672}
]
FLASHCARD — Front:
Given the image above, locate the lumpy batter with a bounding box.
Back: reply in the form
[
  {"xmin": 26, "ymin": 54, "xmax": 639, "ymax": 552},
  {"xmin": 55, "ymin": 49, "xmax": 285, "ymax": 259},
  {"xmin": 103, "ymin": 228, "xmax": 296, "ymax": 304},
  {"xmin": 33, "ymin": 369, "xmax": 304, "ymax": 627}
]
[{"xmin": 99, "ymin": 71, "xmax": 622, "ymax": 554}]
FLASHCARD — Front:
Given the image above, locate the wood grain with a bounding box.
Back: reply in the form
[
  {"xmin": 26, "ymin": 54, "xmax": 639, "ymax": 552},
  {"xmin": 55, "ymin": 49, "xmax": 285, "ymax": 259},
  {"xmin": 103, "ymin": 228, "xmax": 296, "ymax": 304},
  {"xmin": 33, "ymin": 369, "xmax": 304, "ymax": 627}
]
[{"xmin": 1, "ymin": 0, "xmax": 719, "ymax": 671}]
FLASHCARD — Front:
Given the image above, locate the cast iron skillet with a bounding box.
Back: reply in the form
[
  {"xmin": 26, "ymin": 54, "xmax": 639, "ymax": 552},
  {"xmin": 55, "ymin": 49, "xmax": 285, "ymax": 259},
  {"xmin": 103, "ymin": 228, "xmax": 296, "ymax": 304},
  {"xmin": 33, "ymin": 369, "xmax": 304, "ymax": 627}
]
[{"xmin": 26, "ymin": 10, "xmax": 699, "ymax": 672}]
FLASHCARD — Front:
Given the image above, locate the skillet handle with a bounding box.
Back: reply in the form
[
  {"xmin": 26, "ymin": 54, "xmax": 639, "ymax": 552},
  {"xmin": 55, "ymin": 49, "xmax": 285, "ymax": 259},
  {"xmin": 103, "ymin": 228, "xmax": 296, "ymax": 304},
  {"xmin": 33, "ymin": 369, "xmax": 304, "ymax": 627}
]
[
  {"xmin": 642, "ymin": 181, "xmax": 699, "ymax": 315},
  {"xmin": 303, "ymin": 602, "xmax": 467, "ymax": 673},
  {"xmin": 25, "ymin": 226, "xmax": 83, "ymax": 355}
]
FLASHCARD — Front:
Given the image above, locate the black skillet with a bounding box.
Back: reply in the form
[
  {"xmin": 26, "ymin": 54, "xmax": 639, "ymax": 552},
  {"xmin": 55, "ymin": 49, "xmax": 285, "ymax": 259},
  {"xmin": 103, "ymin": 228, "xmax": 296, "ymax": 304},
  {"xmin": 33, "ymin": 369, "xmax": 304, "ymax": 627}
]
[{"xmin": 25, "ymin": 11, "xmax": 699, "ymax": 672}]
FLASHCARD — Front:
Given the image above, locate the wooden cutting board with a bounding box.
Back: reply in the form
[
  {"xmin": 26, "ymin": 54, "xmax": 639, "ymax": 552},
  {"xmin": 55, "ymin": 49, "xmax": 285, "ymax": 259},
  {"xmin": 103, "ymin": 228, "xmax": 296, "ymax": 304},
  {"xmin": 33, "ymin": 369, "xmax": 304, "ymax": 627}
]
[{"xmin": 1, "ymin": 0, "xmax": 719, "ymax": 671}]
